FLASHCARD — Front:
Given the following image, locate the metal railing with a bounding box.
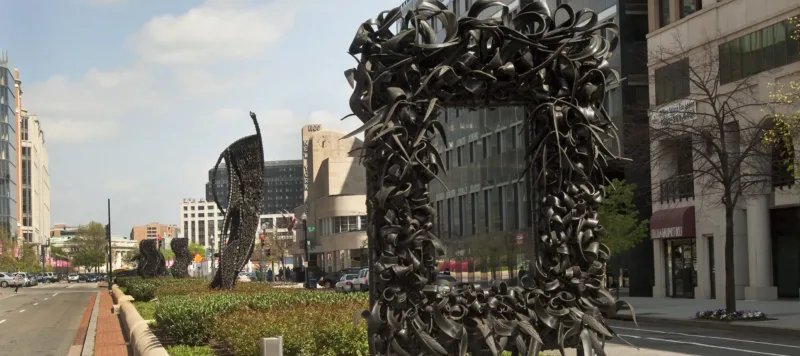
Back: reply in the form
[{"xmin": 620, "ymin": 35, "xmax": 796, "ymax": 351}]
[{"xmin": 660, "ymin": 174, "xmax": 694, "ymax": 202}]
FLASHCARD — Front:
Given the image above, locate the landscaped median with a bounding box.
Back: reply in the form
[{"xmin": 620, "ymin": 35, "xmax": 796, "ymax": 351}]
[{"xmin": 115, "ymin": 277, "xmax": 369, "ymax": 355}]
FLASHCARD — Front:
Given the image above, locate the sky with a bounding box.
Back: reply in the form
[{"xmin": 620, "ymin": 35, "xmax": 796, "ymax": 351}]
[{"xmin": 0, "ymin": 0, "xmax": 400, "ymax": 235}]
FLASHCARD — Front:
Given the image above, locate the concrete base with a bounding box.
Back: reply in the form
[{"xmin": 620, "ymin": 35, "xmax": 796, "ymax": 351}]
[{"xmin": 744, "ymin": 286, "xmax": 778, "ymax": 301}]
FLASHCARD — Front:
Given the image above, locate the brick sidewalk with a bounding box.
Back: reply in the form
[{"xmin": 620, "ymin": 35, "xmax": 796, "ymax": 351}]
[{"xmin": 94, "ymin": 291, "xmax": 130, "ymax": 356}]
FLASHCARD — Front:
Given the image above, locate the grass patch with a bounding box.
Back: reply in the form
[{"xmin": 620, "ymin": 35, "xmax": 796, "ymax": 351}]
[
  {"xmin": 133, "ymin": 300, "xmax": 155, "ymax": 320},
  {"xmin": 166, "ymin": 345, "xmax": 214, "ymax": 356}
]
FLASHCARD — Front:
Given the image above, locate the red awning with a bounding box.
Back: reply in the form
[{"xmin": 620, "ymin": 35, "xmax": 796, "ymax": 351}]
[{"xmin": 650, "ymin": 206, "xmax": 696, "ymax": 239}]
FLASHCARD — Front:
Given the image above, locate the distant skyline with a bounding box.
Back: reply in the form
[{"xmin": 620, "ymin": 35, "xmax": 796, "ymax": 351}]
[{"xmin": 0, "ymin": 0, "xmax": 394, "ymax": 234}]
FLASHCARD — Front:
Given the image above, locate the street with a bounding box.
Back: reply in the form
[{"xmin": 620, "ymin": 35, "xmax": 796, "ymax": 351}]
[
  {"xmin": 607, "ymin": 319, "xmax": 800, "ymax": 356},
  {"xmin": 0, "ymin": 282, "xmax": 98, "ymax": 356}
]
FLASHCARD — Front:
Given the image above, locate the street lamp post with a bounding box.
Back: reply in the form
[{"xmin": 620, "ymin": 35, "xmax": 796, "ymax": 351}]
[
  {"xmin": 302, "ymin": 212, "xmax": 310, "ymax": 288},
  {"xmin": 41, "ymin": 239, "xmax": 50, "ymax": 284}
]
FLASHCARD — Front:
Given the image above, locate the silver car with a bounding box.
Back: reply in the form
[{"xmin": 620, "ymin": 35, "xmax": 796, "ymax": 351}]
[
  {"xmin": 0, "ymin": 272, "xmax": 15, "ymax": 288},
  {"xmin": 334, "ymin": 274, "xmax": 358, "ymax": 293},
  {"xmin": 13, "ymin": 273, "xmax": 33, "ymax": 287}
]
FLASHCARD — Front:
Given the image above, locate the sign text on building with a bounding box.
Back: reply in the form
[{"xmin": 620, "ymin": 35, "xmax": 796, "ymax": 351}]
[
  {"xmin": 651, "ymin": 99, "xmax": 696, "ymax": 127},
  {"xmin": 651, "ymin": 226, "xmax": 683, "ymax": 239}
]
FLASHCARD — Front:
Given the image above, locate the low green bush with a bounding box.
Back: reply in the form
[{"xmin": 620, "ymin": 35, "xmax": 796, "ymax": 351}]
[
  {"xmin": 215, "ymin": 301, "xmax": 369, "ymax": 356},
  {"xmin": 155, "ymin": 289, "xmax": 368, "ymax": 346},
  {"xmin": 133, "ymin": 301, "xmax": 155, "ymax": 320},
  {"xmin": 166, "ymin": 344, "xmax": 215, "ymax": 356}
]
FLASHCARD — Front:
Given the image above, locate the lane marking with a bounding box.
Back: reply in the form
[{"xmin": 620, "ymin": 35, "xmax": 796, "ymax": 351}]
[
  {"xmin": 614, "ymin": 326, "xmax": 800, "ymax": 349},
  {"xmin": 52, "ymin": 293, "xmax": 58, "ymax": 297},
  {"xmin": 19, "ymin": 310, "xmax": 24, "ymax": 313},
  {"xmin": 33, "ymin": 303, "xmax": 38, "ymax": 306},
  {"xmin": 0, "ymin": 319, "xmax": 5, "ymax": 324},
  {"xmin": 0, "ymin": 294, "xmax": 15, "ymax": 300},
  {"xmin": 619, "ymin": 334, "xmax": 790, "ymax": 356},
  {"xmin": 44, "ymin": 298, "xmax": 48, "ymax": 301}
]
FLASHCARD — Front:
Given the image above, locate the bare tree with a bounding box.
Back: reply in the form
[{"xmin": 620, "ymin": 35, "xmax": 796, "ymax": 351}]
[{"xmin": 645, "ymin": 33, "xmax": 791, "ymax": 313}]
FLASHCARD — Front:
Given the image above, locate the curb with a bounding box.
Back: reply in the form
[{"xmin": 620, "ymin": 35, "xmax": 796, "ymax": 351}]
[
  {"xmin": 117, "ymin": 287, "xmax": 168, "ymax": 356},
  {"xmin": 81, "ymin": 291, "xmax": 101, "ymax": 356},
  {"xmin": 610, "ymin": 314, "xmax": 800, "ymax": 338}
]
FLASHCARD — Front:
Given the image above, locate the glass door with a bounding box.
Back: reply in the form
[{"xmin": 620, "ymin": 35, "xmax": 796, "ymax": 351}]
[{"xmin": 669, "ymin": 239, "xmax": 696, "ymax": 298}]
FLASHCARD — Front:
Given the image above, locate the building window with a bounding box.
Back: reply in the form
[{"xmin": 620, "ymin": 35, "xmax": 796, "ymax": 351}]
[
  {"xmin": 660, "ymin": 137, "xmax": 695, "ymax": 202},
  {"xmin": 513, "ymin": 183, "xmax": 520, "ymax": 229},
  {"xmin": 333, "ymin": 216, "xmax": 358, "ymax": 234},
  {"xmin": 655, "ymin": 58, "xmax": 690, "ymax": 105},
  {"xmin": 483, "ymin": 190, "xmax": 490, "ymax": 233},
  {"xmin": 510, "ymin": 126, "xmax": 518, "ymax": 150},
  {"xmin": 495, "ymin": 132, "xmax": 502, "ymax": 155},
  {"xmin": 436, "ymin": 200, "xmax": 443, "ymax": 238},
  {"xmin": 446, "ymin": 150, "xmax": 452, "ymax": 169},
  {"xmin": 469, "ymin": 142, "xmax": 475, "ymax": 163},
  {"xmin": 470, "ymin": 193, "xmax": 477, "ymax": 235},
  {"xmin": 719, "ymin": 19, "xmax": 800, "ymax": 85},
  {"xmin": 482, "ymin": 137, "xmax": 488, "ymax": 158},
  {"xmin": 458, "ymin": 195, "xmax": 464, "ymax": 237},
  {"xmin": 496, "ymin": 186, "xmax": 504, "ymax": 231},
  {"xmin": 446, "ymin": 198, "xmax": 453, "ymax": 239},
  {"xmin": 659, "ymin": 0, "xmax": 670, "ymax": 28},
  {"xmin": 456, "ymin": 146, "xmax": 463, "ymax": 166},
  {"xmin": 680, "ymin": 0, "xmax": 701, "ymax": 19}
]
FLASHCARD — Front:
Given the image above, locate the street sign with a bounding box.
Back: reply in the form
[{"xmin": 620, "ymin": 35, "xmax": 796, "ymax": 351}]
[
  {"xmin": 306, "ymin": 240, "xmax": 310, "ymax": 246},
  {"xmin": 303, "ymin": 262, "xmax": 308, "ymax": 268},
  {"xmin": 307, "ymin": 226, "xmax": 315, "ymax": 232}
]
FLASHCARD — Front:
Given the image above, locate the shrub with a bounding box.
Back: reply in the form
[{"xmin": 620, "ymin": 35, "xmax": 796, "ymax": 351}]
[
  {"xmin": 696, "ymin": 309, "xmax": 768, "ymax": 321},
  {"xmin": 215, "ymin": 301, "xmax": 369, "ymax": 356},
  {"xmin": 155, "ymin": 289, "xmax": 369, "ymax": 346},
  {"xmin": 166, "ymin": 345, "xmax": 215, "ymax": 356}
]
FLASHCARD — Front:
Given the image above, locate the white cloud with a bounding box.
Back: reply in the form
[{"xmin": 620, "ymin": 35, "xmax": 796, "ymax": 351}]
[{"xmin": 128, "ymin": 0, "xmax": 297, "ymax": 65}]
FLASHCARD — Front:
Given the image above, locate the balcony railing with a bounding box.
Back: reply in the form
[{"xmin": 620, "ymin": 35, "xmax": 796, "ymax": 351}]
[
  {"xmin": 772, "ymin": 157, "xmax": 795, "ymax": 189},
  {"xmin": 660, "ymin": 174, "xmax": 694, "ymax": 203}
]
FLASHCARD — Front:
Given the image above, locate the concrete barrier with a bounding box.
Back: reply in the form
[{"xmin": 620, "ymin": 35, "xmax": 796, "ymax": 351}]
[
  {"xmin": 111, "ymin": 285, "xmax": 134, "ymax": 305},
  {"xmin": 117, "ymin": 287, "xmax": 169, "ymax": 356}
]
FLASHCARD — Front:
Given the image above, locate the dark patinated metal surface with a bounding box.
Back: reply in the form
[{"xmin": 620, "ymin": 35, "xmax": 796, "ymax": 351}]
[
  {"xmin": 344, "ymin": 1, "xmax": 632, "ymax": 355},
  {"xmin": 137, "ymin": 239, "xmax": 166, "ymax": 278},
  {"xmin": 209, "ymin": 112, "xmax": 264, "ymax": 290},
  {"xmin": 170, "ymin": 237, "xmax": 191, "ymax": 278}
]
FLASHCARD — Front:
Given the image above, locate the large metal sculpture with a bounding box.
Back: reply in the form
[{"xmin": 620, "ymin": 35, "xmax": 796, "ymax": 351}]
[
  {"xmin": 137, "ymin": 239, "xmax": 166, "ymax": 278},
  {"xmin": 345, "ymin": 1, "xmax": 633, "ymax": 355},
  {"xmin": 170, "ymin": 237, "xmax": 191, "ymax": 278},
  {"xmin": 210, "ymin": 112, "xmax": 264, "ymax": 289}
]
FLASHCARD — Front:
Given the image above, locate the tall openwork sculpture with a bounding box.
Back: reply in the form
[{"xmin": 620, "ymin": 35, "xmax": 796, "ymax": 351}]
[
  {"xmin": 137, "ymin": 239, "xmax": 166, "ymax": 278},
  {"xmin": 170, "ymin": 237, "xmax": 191, "ymax": 278},
  {"xmin": 210, "ymin": 112, "xmax": 264, "ymax": 289},
  {"xmin": 345, "ymin": 1, "xmax": 632, "ymax": 355}
]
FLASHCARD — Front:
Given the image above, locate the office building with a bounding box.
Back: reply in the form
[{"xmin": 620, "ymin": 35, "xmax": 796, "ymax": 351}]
[
  {"xmin": 205, "ymin": 160, "xmax": 303, "ymax": 214},
  {"xmin": 647, "ymin": 0, "xmax": 800, "ymax": 299},
  {"xmin": 293, "ymin": 127, "xmax": 368, "ymax": 273},
  {"xmin": 20, "ymin": 110, "xmax": 51, "ymax": 246},
  {"xmin": 129, "ymin": 222, "xmax": 177, "ymax": 242},
  {"xmin": 179, "ymin": 198, "xmax": 296, "ymax": 250},
  {"xmin": 0, "ymin": 52, "xmax": 18, "ymax": 241}
]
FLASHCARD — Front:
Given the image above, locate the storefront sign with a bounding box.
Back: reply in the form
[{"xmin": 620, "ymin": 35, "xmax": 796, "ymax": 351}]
[
  {"xmin": 651, "ymin": 226, "xmax": 683, "ymax": 239},
  {"xmin": 651, "ymin": 99, "xmax": 696, "ymax": 127}
]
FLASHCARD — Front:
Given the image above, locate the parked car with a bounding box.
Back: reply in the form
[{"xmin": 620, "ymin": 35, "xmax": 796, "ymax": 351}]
[
  {"xmin": 67, "ymin": 273, "xmax": 80, "ymax": 283},
  {"xmin": 45, "ymin": 272, "xmax": 58, "ymax": 282},
  {"xmin": 13, "ymin": 273, "xmax": 34, "ymax": 287},
  {"xmin": 0, "ymin": 272, "xmax": 15, "ymax": 288},
  {"xmin": 351, "ymin": 268, "xmax": 370, "ymax": 292},
  {"xmin": 318, "ymin": 267, "xmax": 362, "ymax": 288},
  {"xmin": 433, "ymin": 273, "xmax": 457, "ymax": 294},
  {"xmin": 237, "ymin": 272, "xmax": 252, "ymax": 282},
  {"xmin": 85, "ymin": 274, "xmax": 98, "ymax": 283},
  {"xmin": 334, "ymin": 274, "xmax": 358, "ymax": 293}
]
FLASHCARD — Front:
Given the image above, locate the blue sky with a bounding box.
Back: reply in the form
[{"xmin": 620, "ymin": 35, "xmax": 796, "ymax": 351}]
[{"xmin": 0, "ymin": 0, "xmax": 399, "ymax": 235}]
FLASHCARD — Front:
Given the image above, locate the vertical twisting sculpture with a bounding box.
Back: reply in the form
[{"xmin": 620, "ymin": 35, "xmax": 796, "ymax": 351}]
[
  {"xmin": 345, "ymin": 1, "xmax": 633, "ymax": 355},
  {"xmin": 137, "ymin": 239, "xmax": 166, "ymax": 278},
  {"xmin": 170, "ymin": 237, "xmax": 191, "ymax": 278},
  {"xmin": 210, "ymin": 112, "xmax": 264, "ymax": 289}
]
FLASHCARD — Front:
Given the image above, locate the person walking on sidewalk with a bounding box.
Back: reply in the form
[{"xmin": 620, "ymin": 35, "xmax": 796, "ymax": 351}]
[{"xmin": 14, "ymin": 274, "xmax": 22, "ymax": 294}]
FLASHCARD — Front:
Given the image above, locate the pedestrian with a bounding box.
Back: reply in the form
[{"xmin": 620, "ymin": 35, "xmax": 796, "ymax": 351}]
[
  {"xmin": 14, "ymin": 274, "xmax": 21, "ymax": 294},
  {"xmin": 444, "ymin": 268, "xmax": 451, "ymax": 275}
]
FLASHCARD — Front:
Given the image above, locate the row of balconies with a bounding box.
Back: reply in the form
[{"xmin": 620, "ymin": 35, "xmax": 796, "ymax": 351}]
[{"xmin": 658, "ymin": 158, "xmax": 796, "ymax": 203}]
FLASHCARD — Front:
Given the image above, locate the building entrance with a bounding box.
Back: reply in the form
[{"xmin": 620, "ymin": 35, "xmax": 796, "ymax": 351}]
[{"xmin": 667, "ymin": 238, "xmax": 696, "ymax": 298}]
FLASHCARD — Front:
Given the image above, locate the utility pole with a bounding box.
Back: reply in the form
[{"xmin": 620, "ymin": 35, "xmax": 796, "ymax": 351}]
[
  {"xmin": 302, "ymin": 211, "xmax": 310, "ymax": 288},
  {"xmin": 106, "ymin": 199, "xmax": 112, "ymax": 291}
]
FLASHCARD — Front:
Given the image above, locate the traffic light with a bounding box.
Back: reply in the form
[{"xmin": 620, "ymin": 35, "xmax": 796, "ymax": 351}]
[{"xmin": 259, "ymin": 234, "xmax": 265, "ymax": 246}]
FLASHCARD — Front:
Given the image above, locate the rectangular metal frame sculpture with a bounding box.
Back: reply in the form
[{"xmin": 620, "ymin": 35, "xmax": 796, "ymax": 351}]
[{"xmin": 344, "ymin": 1, "xmax": 634, "ymax": 355}]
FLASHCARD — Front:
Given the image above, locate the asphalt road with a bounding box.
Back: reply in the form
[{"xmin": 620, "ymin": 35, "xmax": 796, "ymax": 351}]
[
  {"xmin": 606, "ymin": 319, "xmax": 800, "ymax": 356},
  {"xmin": 0, "ymin": 282, "xmax": 98, "ymax": 356}
]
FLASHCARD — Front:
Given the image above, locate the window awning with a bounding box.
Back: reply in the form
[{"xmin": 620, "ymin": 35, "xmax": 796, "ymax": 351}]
[{"xmin": 650, "ymin": 206, "xmax": 696, "ymax": 239}]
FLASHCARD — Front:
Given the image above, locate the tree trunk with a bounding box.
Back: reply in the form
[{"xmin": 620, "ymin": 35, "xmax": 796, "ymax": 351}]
[{"xmin": 724, "ymin": 206, "xmax": 737, "ymax": 313}]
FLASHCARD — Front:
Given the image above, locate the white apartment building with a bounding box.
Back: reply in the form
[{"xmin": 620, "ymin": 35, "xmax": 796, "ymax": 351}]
[
  {"xmin": 178, "ymin": 198, "xmax": 294, "ymax": 250},
  {"xmin": 20, "ymin": 110, "xmax": 50, "ymax": 249},
  {"xmin": 294, "ymin": 126, "xmax": 368, "ymax": 273},
  {"xmin": 648, "ymin": 0, "xmax": 800, "ymax": 300}
]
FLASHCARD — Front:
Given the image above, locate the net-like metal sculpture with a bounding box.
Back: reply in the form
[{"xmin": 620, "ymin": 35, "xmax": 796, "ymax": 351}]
[
  {"xmin": 210, "ymin": 112, "xmax": 264, "ymax": 289},
  {"xmin": 170, "ymin": 237, "xmax": 191, "ymax": 278},
  {"xmin": 137, "ymin": 239, "xmax": 166, "ymax": 278},
  {"xmin": 345, "ymin": 1, "xmax": 633, "ymax": 355}
]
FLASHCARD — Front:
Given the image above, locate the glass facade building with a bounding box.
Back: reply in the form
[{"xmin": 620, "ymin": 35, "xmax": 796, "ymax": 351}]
[
  {"xmin": 0, "ymin": 58, "xmax": 18, "ymax": 239},
  {"xmin": 205, "ymin": 160, "xmax": 304, "ymax": 214}
]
